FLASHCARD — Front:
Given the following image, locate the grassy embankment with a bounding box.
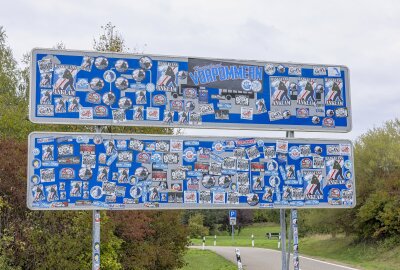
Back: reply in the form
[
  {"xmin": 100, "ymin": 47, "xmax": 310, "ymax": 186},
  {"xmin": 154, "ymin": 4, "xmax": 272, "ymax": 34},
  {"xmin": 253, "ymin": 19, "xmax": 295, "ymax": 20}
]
[{"xmin": 180, "ymin": 249, "xmax": 237, "ymax": 270}]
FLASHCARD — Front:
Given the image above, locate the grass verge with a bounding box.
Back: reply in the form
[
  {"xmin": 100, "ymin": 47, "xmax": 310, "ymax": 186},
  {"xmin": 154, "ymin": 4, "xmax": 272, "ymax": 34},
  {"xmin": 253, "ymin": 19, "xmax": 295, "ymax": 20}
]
[{"xmin": 180, "ymin": 249, "xmax": 237, "ymax": 270}]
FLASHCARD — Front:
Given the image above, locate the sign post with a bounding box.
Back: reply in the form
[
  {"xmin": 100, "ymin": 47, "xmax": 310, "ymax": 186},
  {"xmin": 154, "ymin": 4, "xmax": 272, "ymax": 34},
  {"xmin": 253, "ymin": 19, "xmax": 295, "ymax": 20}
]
[
  {"xmin": 230, "ymin": 210, "xmax": 237, "ymax": 241},
  {"xmin": 92, "ymin": 210, "xmax": 100, "ymax": 270}
]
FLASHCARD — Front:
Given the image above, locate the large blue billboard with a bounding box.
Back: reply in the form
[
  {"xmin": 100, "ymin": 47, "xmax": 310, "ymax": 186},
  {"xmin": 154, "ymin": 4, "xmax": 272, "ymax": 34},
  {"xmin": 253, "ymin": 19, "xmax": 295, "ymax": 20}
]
[
  {"xmin": 28, "ymin": 132, "xmax": 355, "ymax": 210},
  {"xmin": 30, "ymin": 49, "xmax": 351, "ymax": 132}
]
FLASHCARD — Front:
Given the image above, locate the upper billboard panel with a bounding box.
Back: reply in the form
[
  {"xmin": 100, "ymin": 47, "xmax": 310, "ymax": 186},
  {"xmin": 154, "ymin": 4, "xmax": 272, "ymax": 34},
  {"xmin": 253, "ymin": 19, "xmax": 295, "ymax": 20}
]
[{"xmin": 30, "ymin": 49, "xmax": 351, "ymax": 132}]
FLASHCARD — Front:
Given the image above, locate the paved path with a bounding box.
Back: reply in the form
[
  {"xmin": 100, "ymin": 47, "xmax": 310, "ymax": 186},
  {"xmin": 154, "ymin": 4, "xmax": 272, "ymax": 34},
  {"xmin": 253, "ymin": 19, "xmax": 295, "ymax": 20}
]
[{"xmin": 192, "ymin": 246, "xmax": 360, "ymax": 270}]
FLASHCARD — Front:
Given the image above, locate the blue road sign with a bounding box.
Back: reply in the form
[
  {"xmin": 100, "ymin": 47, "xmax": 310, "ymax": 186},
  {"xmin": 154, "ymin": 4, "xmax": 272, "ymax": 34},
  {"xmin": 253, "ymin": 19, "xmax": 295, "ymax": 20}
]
[
  {"xmin": 27, "ymin": 132, "xmax": 355, "ymax": 210},
  {"xmin": 230, "ymin": 210, "xmax": 237, "ymax": 218},
  {"xmin": 30, "ymin": 49, "xmax": 352, "ymax": 132}
]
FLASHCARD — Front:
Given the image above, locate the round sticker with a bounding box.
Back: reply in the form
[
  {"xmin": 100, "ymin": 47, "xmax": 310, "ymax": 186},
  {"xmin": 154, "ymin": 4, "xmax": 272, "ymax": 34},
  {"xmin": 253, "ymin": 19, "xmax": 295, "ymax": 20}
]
[
  {"xmin": 326, "ymin": 109, "xmax": 335, "ymax": 117},
  {"xmin": 134, "ymin": 166, "xmax": 149, "ymax": 181},
  {"xmin": 93, "ymin": 135, "xmax": 103, "ymax": 145},
  {"xmin": 323, "ymin": 117, "xmax": 334, "ymax": 127},
  {"xmin": 90, "ymin": 78, "xmax": 104, "ymax": 91},
  {"xmin": 283, "ymin": 110, "xmax": 291, "ymax": 119},
  {"xmin": 79, "ymin": 167, "xmax": 93, "ymax": 180},
  {"xmin": 247, "ymin": 193, "xmax": 259, "ymax": 206},
  {"xmin": 314, "ymin": 146, "xmax": 323, "ymax": 155},
  {"xmin": 202, "ymin": 175, "xmax": 215, "ymax": 189},
  {"xmin": 218, "ymin": 175, "xmax": 232, "ymax": 188},
  {"xmin": 102, "ymin": 92, "xmax": 116, "ymax": 106},
  {"xmin": 212, "ymin": 141, "xmax": 225, "ymax": 153},
  {"xmin": 264, "ymin": 64, "xmax": 275, "ymax": 75},
  {"xmin": 251, "ymin": 80, "xmax": 262, "ymax": 92},
  {"xmin": 344, "ymin": 160, "xmax": 352, "ymax": 170},
  {"xmin": 178, "ymin": 70, "xmax": 187, "ymax": 81},
  {"xmin": 153, "ymin": 94, "xmax": 166, "ymax": 106},
  {"xmin": 103, "ymin": 70, "xmax": 116, "ymax": 83},
  {"xmin": 32, "ymin": 148, "xmax": 40, "ymax": 156},
  {"xmin": 230, "ymin": 182, "xmax": 237, "ymax": 191},
  {"xmin": 183, "ymin": 147, "xmax": 197, "ymax": 162},
  {"xmin": 241, "ymin": 79, "xmax": 252, "ymax": 91},
  {"xmin": 95, "ymin": 57, "xmax": 108, "ymax": 70},
  {"xmin": 129, "ymin": 175, "xmax": 137, "ymax": 185},
  {"xmin": 31, "ymin": 175, "xmax": 40, "ymax": 184},
  {"xmin": 346, "ymin": 181, "xmax": 353, "ymax": 189},
  {"xmin": 115, "ymin": 59, "xmax": 129, "ymax": 73},
  {"xmin": 172, "ymin": 183, "xmax": 181, "ymax": 191},
  {"xmin": 90, "ymin": 186, "xmax": 103, "ymax": 199},
  {"xmin": 130, "ymin": 186, "xmax": 142, "ymax": 198},
  {"xmin": 115, "ymin": 77, "xmax": 129, "ymax": 90},
  {"xmin": 289, "ymin": 146, "xmax": 301, "ymax": 160},
  {"xmin": 277, "ymin": 64, "xmax": 285, "ymax": 73},
  {"xmin": 329, "ymin": 188, "xmax": 341, "ymax": 199},
  {"xmin": 118, "ymin": 97, "xmax": 132, "ymax": 109},
  {"xmin": 139, "ymin": 56, "xmax": 153, "ymax": 70},
  {"xmin": 32, "ymin": 159, "xmax": 41, "ymax": 169},
  {"xmin": 312, "ymin": 116, "xmax": 320, "ymax": 124},
  {"xmin": 345, "ymin": 170, "xmax": 352, "ymax": 180},
  {"xmin": 269, "ymin": 176, "xmax": 280, "ymax": 187},
  {"xmin": 132, "ymin": 68, "xmax": 146, "ymax": 81},
  {"xmin": 266, "ymin": 160, "xmax": 278, "ymax": 171},
  {"xmin": 146, "ymin": 83, "xmax": 156, "ymax": 93}
]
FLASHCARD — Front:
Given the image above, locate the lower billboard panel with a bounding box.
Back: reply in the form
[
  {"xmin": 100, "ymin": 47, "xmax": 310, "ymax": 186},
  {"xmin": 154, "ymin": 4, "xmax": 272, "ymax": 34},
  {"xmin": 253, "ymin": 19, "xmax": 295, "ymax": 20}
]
[{"xmin": 27, "ymin": 132, "xmax": 355, "ymax": 210}]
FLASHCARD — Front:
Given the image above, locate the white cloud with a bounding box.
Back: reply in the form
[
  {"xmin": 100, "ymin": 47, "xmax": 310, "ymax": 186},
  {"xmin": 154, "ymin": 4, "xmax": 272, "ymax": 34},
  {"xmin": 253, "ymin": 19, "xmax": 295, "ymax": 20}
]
[{"xmin": 1, "ymin": 0, "xmax": 399, "ymax": 139}]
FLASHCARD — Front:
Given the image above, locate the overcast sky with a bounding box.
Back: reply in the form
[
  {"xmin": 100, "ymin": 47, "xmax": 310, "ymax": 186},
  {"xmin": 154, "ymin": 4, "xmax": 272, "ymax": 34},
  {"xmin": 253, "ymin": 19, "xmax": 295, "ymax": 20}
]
[{"xmin": 1, "ymin": 0, "xmax": 399, "ymax": 140}]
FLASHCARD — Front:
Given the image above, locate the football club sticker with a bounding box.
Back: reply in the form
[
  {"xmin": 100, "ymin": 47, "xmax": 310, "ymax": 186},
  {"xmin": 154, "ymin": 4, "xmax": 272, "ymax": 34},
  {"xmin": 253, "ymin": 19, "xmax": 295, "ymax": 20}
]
[
  {"xmin": 276, "ymin": 140, "xmax": 289, "ymax": 154},
  {"xmin": 289, "ymin": 146, "xmax": 301, "ymax": 160},
  {"xmin": 152, "ymin": 94, "xmax": 167, "ymax": 106},
  {"xmin": 212, "ymin": 141, "xmax": 225, "ymax": 153},
  {"xmin": 241, "ymin": 107, "xmax": 253, "ymax": 120},
  {"xmin": 156, "ymin": 61, "xmax": 178, "ymax": 91},
  {"xmin": 115, "ymin": 77, "xmax": 129, "ymax": 90},
  {"xmin": 146, "ymin": 107, "xmax": 160, "ymax": 120},
  {"xmin": 115, "ymin": 59, "xmax": 129, "ymax": 73}
]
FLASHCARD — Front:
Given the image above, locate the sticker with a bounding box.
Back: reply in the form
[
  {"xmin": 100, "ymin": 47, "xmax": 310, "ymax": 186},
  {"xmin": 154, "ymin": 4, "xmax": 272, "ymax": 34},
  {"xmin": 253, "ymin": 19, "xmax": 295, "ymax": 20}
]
[
  {"xmin": 132, "ymin": 106, "xmax": 144, "ymax": 121},
  {"xmin": 212, "ymin": 141, "xmax": 225, "ymax": 153},
  {"xmin": 79, "ymin": 107, "xmax": 93, "ymax": 120},
  {"xmin": 79, "ymin": 167, "xmax": 93, "ymax": 180},
  {"xmin": 115, "ymin": 59, "xmax": 129, "ymax": 73},
  {"xmin": 139, "ymin": 56, "xmax": 153, "ymax": 70},
  {"xmin": 119, "ymin": 97, "xmax": 132, "ymax": 109},
  {"xmin": 115, "ymin": 77, "xmax": 129, "ymax": 90},
  {"xmin": 184, "ymin": 191, "xmax": 197, "ymax": 203},
  {"xmin": 153, "ymin": 94, "xmax": 167, "ymax": 106},
  {"xmin": 156, "ymin": 61, "xmax": 178, "ymax": 91},
  {"xmin": 171, "ymin": 140, "xmax": 183, "ymax": 152},
  {"xmin": 42, "ymin": 145, "xmax": 54, "ymax": 161},
  {"xmin": 327, "ymin": 67, "xmax": 341, "ymax": 77},
  {"xmin": 178, "ymin": 111, "xmax": 189, "ymax": 124},
  {"xmin": 118, "ymin": 151, "xmax": 133, "ymax": 163},
  {"xmin": 68, "ymin": 97, "xmax": 80, "ymax": 112},
  {"xmin": 301, "ymin": 158, "xmax": 312, "ymax": 169},
  {"xmin": 129, "ymin": 139, "xmax": 144, "ymax": 151},
  {"xmin": 213, "ymin": 192, "xmax": 225, "ymax": 204},
  {"xmin": 171, "ymin": 169, "xmax": 186, "ymax": 181},
  {"xmin": 246, "ymin": 145, "xmax": 260, "ymax": 160},
  {"xmin": 256, "ymin": 99, "xmax": 267, "ymax": 113},
  {"xmin": 90, "ymin": 77, "xmax": 105, "ymax": 91},
  {"xmin": 146, "ymin": 107, "xmax": 160, "ymax": 120},
  {"xmin": 40, "ymin": 72, "xmax": 52, "ymax": 88},
  {"xmin": 70, "ymin": 181, "xmax": 82, "ymax": 197},
  {"xmin": 335, "ymin": 107, "xmax": 348, "ymax": 117},
  {"xmin": 235, "ymin": 95, "xmax": 249, "ymax": 106},
  {"xmin": 251, "ymin": 162, "xmax": 264, "ymax": 172},
  {"xmin": 325, "ymin": 78, "xmax": 343, "ymax": 106},
  {"xmin": 264, "ymin": 64, "xmax": 275, "ymax": 75},
  {"xmin": 323, "ymin": 117, "xmax": 335, "ymax": 128},
  {"xmin": 103, "ymin": 70, "xmax": 116, "ymax": 83},
  {"xmin": 136, "ymin": 152, "xmax": 151, "ymax": 163},
  {"xmin": 46, "ymin": 184, "xmax": 59, "ymax": 202},
  {"xmin": 102, "ymin": 91, "xmax": 116, "ymax": 105},
  {"xmin": 38, "ymin": 58, "xmax": 53, "ymax": 73},
  {"xmin": 163, "ymin": 153, "xmax": 179, "ymax": 164},
  {"xmin": 276, "ymin": 140, "xmax": 289, "ymax": 154},
  {"xmin": 271, "ymin": 77, "xmax": 290, "ymax": 106},
  {"xmin": 134, "ymin": 166, "xmax": 149, "ymax": 181},
  {"xmin": 54, "ymin": 98, "xmax": 67, "ymax": 113},
  {"xmin": 313, "ymin": 67, "xmax": 326, "ymax": 76},
  {"xmin": 296, "ymin": 108, "xmax": 309, "ymax": 118},
  {"xmin": 135, "ymin": 90, "xmax": 147, "ymax": 104},
  {"xmin": 95, "ymin": 57, "xmax": 108, "ymax": 70},
  {"xmin": 94, "ymin": 105, "xmax": 108, "ymax": 117},
  {"xmin": 86, "ymin": 92, "xmax": 101, "ymax": 104},
  {"xmin": 155, "ymin": 141, "xmax": 170, "ymax": 152},
  {"xmin": 247, "ymin": 193, "xmax": 259, "ymax": 206},
  {"xmin": 185, "ymin": 101, "xmax": 196, "ymax": 112},
  {"xmin": 183, "ymin": 87, "xmax": 198, "ymax": 99},
  {"xmin": 59, "ymin": 167, "xmax": 75, "ymax": 179},
  {"xmin": 289, "ymin": 146, "xmax": 301, "ymax": 160},
  {"xmin": 76, "ymin": 78, "xmax": 89, "ymax": 91},
  {"xmin": 268, "ymin": 110, "xmax": 284, "ymax": 121},
  {"xmin": 327, "ymin": 145, "xmax": 340, "ymax": 155},
  {"xmin": 189, "ymin": 112, "xmax": 202, "ymax": 125},
  {"xmin": 288, "ymin": 66, "xmax": 302, "ymax": 76},
  {"xmin": 32, "ymin": 159, "xmax": 41, "ymax": 169},
  {"xmin": 199, "ymin": 104, "xmax": 214, "ymax": 115},
  {"xmin": 241, "ymin": 107, "xmax": 253, "ymax": 120},
  {"xmin": 53, "ymin": 65, "xmax": 78, "ymax": 96},
  {"xmin": 202, "ymin": 175, "xmax": 216, "ymax": 189},
  {"xmin": 37, "ymin": 105, "xmax": 54, "ymax": 116},
  {"xmin": 97, "ymin": 166, "xmax": 109, "ymax": 182},
  {"xmin": 340, "ymin": 144, "xmax": 351, "ymax": 156}
]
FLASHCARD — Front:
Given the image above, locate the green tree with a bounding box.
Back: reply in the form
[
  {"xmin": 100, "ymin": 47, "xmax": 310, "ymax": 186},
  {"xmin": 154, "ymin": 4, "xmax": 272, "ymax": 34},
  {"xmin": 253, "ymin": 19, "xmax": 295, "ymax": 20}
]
[{"xmin": 188, "ymin": 213, "xmax": 209, "ymax": 238}]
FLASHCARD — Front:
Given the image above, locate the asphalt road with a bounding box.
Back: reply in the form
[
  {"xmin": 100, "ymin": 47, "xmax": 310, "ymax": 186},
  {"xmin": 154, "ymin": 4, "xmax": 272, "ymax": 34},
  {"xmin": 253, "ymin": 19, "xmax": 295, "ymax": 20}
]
[{"xmin": 192, "ymin": 246, "xmax": 360, "ymax": 270}]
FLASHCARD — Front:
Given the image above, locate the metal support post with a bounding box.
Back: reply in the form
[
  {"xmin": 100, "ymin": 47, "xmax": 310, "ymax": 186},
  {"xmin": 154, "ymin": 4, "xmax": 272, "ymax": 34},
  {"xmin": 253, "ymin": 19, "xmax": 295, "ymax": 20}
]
[
  {"xmin": 292, "ymin": 210, "xmax": 300, "ymax": 270},
  {"xmin": 92, "ymin": 210, "xmax": 101, "ymax": 270},
  {"xmin": 93, "ymin": 126, "xmax": 102, "ymax": 270},
  {"xmin": 280, "ymin": 209, "xmax": 287, "ymax": 270}
]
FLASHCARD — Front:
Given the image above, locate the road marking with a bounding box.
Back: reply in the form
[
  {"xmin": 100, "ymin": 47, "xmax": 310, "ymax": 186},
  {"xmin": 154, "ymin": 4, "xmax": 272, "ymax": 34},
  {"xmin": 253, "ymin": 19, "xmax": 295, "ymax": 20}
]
[{"xmin": 299, "ymin": 255, "xmax": 360, "ymax": 270}]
